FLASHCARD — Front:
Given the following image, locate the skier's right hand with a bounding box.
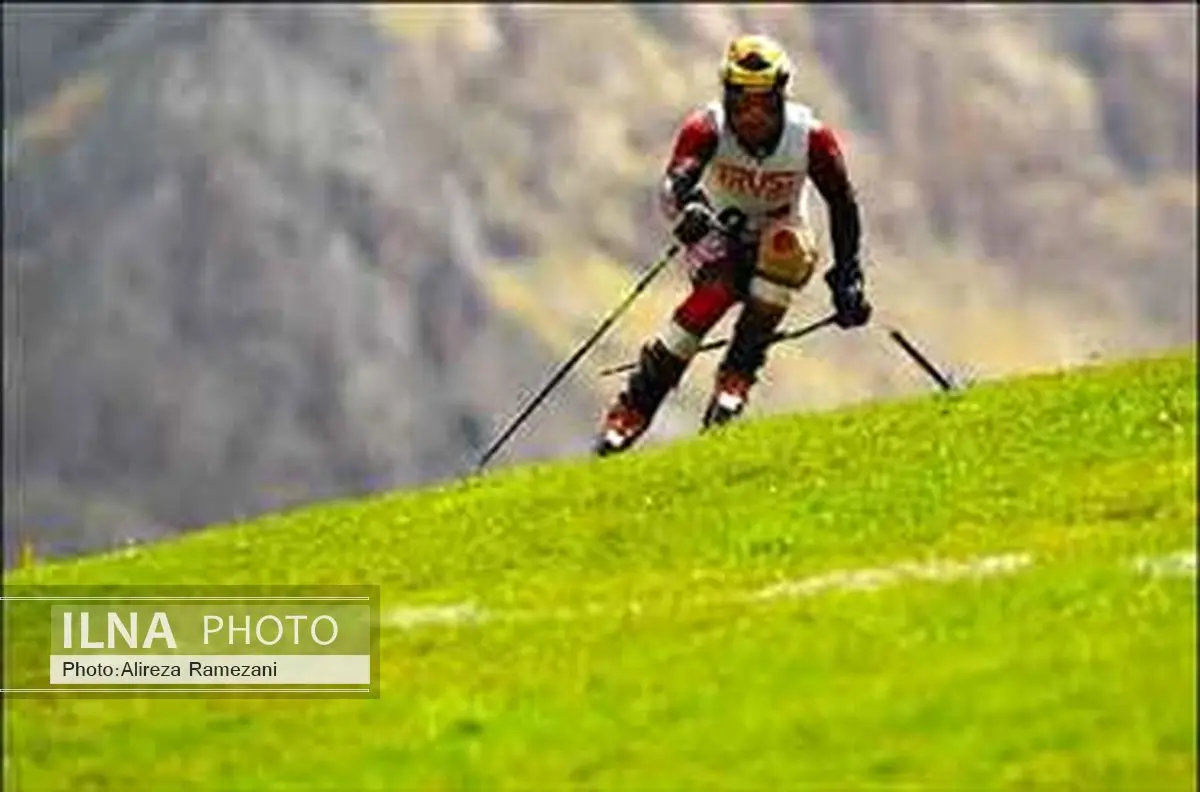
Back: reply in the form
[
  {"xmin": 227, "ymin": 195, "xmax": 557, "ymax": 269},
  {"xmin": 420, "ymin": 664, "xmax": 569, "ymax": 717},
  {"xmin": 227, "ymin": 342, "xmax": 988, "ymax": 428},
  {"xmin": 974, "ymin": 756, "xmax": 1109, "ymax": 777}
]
[{"xmin": 673, "ymin": 202, "xmax": 715, "ymax": 246}]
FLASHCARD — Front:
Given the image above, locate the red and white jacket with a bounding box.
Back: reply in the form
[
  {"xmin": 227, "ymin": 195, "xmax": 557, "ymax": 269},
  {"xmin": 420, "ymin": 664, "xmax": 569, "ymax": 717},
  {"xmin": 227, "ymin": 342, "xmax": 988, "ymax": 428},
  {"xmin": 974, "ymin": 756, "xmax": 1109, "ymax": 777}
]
[{"xmin": 658, "ymin": 99, "xmax": 861, "ymax": 268}]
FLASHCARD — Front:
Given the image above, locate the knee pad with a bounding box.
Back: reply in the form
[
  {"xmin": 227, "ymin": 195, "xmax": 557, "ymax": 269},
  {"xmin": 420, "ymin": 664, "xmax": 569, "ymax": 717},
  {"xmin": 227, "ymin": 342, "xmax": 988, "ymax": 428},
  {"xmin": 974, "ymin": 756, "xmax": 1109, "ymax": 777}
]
[
  {"xmin": 752, "ymin": 220, "xmax": 819, "ymax": 308},
  {"xmin": 657, "ymin": 319, "xmax": 702, "ymax": 360}
]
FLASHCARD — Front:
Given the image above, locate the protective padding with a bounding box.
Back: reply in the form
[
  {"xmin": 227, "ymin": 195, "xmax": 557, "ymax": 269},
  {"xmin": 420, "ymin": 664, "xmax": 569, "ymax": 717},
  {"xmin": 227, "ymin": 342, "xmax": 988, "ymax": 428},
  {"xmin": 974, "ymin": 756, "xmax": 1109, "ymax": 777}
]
[{"xmin": 755, "ymin": 219, "xmax": 819, "ymax": 290}]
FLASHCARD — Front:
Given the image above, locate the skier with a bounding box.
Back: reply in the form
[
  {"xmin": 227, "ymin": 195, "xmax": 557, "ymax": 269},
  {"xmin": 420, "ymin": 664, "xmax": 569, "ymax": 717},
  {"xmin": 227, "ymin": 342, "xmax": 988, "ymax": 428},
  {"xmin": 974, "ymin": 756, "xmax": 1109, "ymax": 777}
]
[{"xmin": 594, "ymin": 33, "xmax": 873, "ymax": 456}]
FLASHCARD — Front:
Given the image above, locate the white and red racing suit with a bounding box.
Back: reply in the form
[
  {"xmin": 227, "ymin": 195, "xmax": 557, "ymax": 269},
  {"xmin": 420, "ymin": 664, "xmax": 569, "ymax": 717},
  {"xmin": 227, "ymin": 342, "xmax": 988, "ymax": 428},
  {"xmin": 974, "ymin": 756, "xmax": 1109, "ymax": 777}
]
[{"xmin": 654, "ymin": 99, "xmax": 863, "ymax": 360}]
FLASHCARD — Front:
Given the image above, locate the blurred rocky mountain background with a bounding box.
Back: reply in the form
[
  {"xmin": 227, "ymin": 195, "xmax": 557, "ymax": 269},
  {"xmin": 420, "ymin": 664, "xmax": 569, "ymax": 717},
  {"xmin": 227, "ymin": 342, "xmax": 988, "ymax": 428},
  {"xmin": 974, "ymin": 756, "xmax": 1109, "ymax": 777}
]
[{"xmin": 4, "ymin": 3, "xmax": 1196, "ymax": 564}]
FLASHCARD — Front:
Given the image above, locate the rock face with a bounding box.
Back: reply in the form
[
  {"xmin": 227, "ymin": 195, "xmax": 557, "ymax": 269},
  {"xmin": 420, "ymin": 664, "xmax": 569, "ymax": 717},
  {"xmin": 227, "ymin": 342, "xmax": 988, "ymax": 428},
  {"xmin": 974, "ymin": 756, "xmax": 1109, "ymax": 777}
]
[
  {"xmin": 4, "ymin": 5, "xmax": 1195, "ymax": 564},
  {"xmin": 3, "ymin": 6, "xmax": 600, "ymax": 562}
]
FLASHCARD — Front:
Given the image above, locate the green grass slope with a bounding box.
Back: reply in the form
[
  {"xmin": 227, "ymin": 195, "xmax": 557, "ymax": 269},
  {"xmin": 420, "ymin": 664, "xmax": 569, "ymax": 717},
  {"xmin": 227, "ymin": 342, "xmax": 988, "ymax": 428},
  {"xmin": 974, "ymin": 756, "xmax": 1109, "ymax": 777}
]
[{"xmin": 5, "ymin": 348, "xmax": 1197, "ymax": 791}]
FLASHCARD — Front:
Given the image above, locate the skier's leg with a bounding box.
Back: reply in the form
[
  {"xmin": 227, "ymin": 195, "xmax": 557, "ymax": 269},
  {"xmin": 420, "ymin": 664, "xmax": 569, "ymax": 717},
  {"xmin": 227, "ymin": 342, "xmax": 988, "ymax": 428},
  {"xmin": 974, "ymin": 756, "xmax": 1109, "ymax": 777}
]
[
  {"xmin": 704, "ymin": 220, "xmax": 820, "ymax": 429},
  {"xmin": 596, "ymin": 256, "xmax": 739, "ymax": 455}
]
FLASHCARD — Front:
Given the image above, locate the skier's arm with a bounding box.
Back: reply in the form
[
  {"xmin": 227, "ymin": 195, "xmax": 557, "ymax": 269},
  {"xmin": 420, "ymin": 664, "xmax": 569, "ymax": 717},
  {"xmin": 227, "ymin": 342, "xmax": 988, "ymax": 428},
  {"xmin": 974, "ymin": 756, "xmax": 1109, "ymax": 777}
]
[
  {"xmin": 658, "ymin": 109, "xmax": 720, "ymax": 223},
  {"xmin": 809, "ymin": 122, "xmax": 872, "ymax": 327},
  {"xmin": 807, "ymin": 123, "xmax": 861, "ymax": 271}
]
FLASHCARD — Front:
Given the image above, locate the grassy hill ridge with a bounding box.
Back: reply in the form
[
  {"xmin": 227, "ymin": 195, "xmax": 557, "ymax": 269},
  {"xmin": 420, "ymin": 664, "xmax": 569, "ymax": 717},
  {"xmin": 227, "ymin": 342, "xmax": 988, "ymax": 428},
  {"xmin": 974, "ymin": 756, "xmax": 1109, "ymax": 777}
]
[{"xmin": 4, "ymin": 347, "xmax": 1196, "ymax": 790}]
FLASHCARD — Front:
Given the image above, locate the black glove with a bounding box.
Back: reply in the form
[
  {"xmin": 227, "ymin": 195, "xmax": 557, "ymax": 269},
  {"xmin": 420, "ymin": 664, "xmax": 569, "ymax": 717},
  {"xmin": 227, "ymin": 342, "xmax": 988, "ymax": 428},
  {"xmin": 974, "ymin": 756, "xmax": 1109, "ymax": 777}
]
[
  {"xmin": 666, "ymin": 160, "xmax": 706, "ymax": 207},
  {"xmin": 824, "ymin": 262, "xmax": 872, "ymax": 328},
  {"xmin": 673, "ymin": 202, "xmax": 715, "ymax": 246}
]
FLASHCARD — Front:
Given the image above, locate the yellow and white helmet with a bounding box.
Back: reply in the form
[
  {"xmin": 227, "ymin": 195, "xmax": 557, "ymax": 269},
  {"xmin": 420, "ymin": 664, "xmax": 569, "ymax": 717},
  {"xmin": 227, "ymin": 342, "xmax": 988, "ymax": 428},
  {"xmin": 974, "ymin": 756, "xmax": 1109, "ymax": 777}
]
[{"xmin": 719, "ymin": 34, "xmax": 793, "ymax": 95}]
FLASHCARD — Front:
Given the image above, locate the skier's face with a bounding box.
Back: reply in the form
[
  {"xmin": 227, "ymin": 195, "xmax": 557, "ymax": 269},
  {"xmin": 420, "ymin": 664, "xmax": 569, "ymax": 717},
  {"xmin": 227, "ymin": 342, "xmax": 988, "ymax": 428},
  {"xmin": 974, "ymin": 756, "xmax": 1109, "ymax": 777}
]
[{"xmin": 729, "ymin": 89, "xmax": 779, "ymax": 149}]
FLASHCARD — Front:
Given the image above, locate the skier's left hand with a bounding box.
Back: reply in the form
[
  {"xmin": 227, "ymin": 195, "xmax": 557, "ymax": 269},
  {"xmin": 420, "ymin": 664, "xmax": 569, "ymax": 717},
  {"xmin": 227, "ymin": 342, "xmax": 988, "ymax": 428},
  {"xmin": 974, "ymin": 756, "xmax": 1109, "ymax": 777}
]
[{"xmin": 824, "ymin": 262, "xmax": 872, "ymax": 328}]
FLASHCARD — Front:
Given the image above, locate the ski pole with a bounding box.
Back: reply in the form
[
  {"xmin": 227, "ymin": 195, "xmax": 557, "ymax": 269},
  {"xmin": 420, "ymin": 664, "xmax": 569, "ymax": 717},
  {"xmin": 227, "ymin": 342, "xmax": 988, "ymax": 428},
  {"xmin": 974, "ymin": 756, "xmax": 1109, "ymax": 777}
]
[
  {"xmin": 474, "ymin": 241, "xmax": 681, "ymax": 472},
  {"xmin": 598, "ymin": 312, "xmax": 839, "ymax": 377},
  {"xmin": 887, "ymin": 327, "xmax": 957, "ymax": 392}
]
